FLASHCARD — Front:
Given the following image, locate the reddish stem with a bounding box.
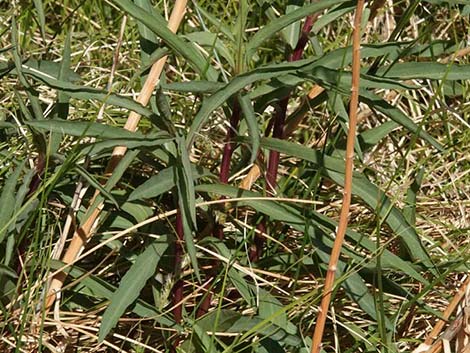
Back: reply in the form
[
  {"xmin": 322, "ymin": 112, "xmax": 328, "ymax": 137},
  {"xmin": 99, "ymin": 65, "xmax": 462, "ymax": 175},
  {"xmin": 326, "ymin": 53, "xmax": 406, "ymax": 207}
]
[
  {"xmin": 253, "ymin": 15, "xmax": 316, "ymax": 262},
  {"xmin": 266, "ymin": 97, "xmax": 289, "ymax": 190},
  {"xmin": 219, "ymin": 101, "xmax": 241, "ymax": 184},
  {"xmin": 196, "ymin": 101, "xmax": 241, "ymax": 318}
]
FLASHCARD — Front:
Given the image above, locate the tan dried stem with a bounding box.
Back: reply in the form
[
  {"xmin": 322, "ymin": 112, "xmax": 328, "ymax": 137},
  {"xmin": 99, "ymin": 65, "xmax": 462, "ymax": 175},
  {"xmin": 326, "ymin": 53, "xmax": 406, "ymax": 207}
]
[
  {"xmin": 411, "ymin": 276, "xmax": 470, "ymax": 353},
  {"xmin": 45, "ymin": 0, "xmax": 188, "ymax": 310},
  {"xmin": 52, "ymin": 16, "xmax": 128, "ymax": 262},
  {"xmin": 310, "ymin": 1, "xmax": 365, "ymax": 352}
]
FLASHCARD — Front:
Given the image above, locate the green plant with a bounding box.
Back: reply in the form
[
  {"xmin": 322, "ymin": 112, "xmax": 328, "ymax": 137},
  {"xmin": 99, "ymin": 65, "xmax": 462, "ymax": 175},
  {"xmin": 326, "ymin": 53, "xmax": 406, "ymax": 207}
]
[{"xmin": 1, "ymin": 1, "xmax": 469, "ymax": 352}]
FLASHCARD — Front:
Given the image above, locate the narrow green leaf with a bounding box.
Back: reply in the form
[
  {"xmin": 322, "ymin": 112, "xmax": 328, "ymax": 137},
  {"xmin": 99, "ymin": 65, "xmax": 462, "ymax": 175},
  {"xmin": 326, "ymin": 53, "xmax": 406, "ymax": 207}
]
[
  {"xmin": 246, "ymin": 0, "xmax": 349, "ymax": 58},
  {"xmin": 259, "ymin": 137, "xmax": 435, "ymax": 271},
  {"xmin": 11, "ymin": 18, "xmax": 44, "ymax": 121},
  {"xmin": 343, "ymin": 271, "xmax": 393, "ymax": 330},
  {"xmin": 13, "ymin": 59, "xmax": 81, "ymax": 82},
  {"xmin": 196, "ymin": 164, "xmax": 434, "ymax": 279},
  {"xmin": 98, "ymin": 236, "xmax": 171, "ymax": 341},
  {"xmin": 238, "ymin": 94, "xmax": 260, "ymax": 164},
  {"xmin": 175, "ymin": 137, "xmax": 200, "ymax": 281},
  {"xmin": 228, "ymin": 316, "xmax": 301, "ymax": 346},
  {"xmin": 202, "ymin": 238, "xmax": 255, "ymax": 307},
  {"xmin": 134, "ymin": 0, "xmax": 159, "ymax": 66},
  {"xmin": 281, "ymin": 2, "xmax": 302, "ymax": 50},
  {"xmin": 258, "ymin": 288, "xmax": 289, "ymax": 333},
  {"xmin": 73, "ymin": 164, "xmax": 119, "ymax": 208},
  {"xmin": 82, "ymin": 150, "xmax": 140, "ymax": 221},
  {"xmin": 310, "ymin": 210, "xmax": 428, "ymax": 284},
  {"xmin": 311, "ymin": 1, "xmax": 356, "ymax": 34},
  {"xmin": 48, "ymin": 259, "xmax": 178, "ymax": 328},
  {"xmin": 192, "ymin": 3, "xmax": 235, "ymax": 42},
  {"xmin": 360, "ymin": 91, "xmax": 445, "ymax": 152},
  {"xmin": 77, "ymin": 134, "xmax": 173, "ymax": 157},
  {"xmin": 120, "ymin": 201, "xmax": 153, "ymax": 224},
  {"xmin": 359, "ymin": 120, "xmax": 398, "ymax": 147},
  {"xmin": 377, "ymin": 62, "xmax": 470, "ymax": 80},
  {"xmin": 403, "ymin": 167, "xmax": 425, "ymax": 226},
  {"xmin": 129, "ymin": 164, "xmax": 211, "ymax": 202},
  {"xmin": 26, "ymin": 120, "xmax": 147, "ymax": 139},
  {"xmin": 23, "ymin": 69, "xmax": 156, "ymax": 119},
  {"xmin": 185, "ymin": 32, "xmax": 235, "ymax": 69},
  {"xmin": 187, "ymin": 43, "xmax": 410, "ymax": 148},
  {"xmin": 0, "ymin": 162, "xmax": 24, "ymax": 243},
  {"xmin": 177, "ymin": 137, "xmax": 197, "ymax": 227},
  {"xmin": 162, "ymin": 80, "xmax": 225, "ymax": 94},
  {"xmin": 154, "ymin": 87, "xmax": 176, "ymax": 135},
  {"xmin": 32, "ymin": 0, "xmax": 46, "ymax": 42},
  {"xmin": 56, "ymin": 29, "xmax": 73, "ymax": 120},
  {"xmin": 111, "ymin": 0, "xmax": 217, "ymax": 80}
]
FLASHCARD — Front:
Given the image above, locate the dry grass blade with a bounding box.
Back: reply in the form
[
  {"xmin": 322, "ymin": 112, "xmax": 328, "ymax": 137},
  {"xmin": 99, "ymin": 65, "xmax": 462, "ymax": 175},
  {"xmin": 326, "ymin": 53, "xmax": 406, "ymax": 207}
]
[
  {"xmin": 310, "ymin": 1, "xmax": 365, "ymax": 352},
  {"xmin": 45, "ymin": 0, "xmax": 189, "ymax": 310}
]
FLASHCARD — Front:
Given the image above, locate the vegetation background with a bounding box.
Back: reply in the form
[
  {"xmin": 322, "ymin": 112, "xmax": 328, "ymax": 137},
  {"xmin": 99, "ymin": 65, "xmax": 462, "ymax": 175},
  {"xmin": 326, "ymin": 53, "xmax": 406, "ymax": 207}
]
[{"xmin": 0, "ymin": 0, "xmax": 469, "ymax": 352}]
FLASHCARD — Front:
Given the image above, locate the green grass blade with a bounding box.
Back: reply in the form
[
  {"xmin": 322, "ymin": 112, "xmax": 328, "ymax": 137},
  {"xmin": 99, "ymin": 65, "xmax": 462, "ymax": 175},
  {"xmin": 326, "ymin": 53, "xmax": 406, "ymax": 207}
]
[
  {"xmin": 185, "ymin": 32, "xmax": 235, "ymax": 69},
  {"xmin": 358, "ymin": 120, "xmax": 398, "ymax": 148},
  {"xmin": 162, "ymin": 80, "xmax": 225, "ymax": 94},
  {"xmin": 202, "ymin": 238, "xmax": 255, "ymax": 307},
  {"xmin": 281, "ymin": 2, "xmax": 302, "ymax": 50},
  {"xmin": 81, "ymin": 150, "xmax": 140, "ymax": 221},
  {"xmin": 98, "ymin": 236, "xmax": 171, "ymax": 341},
  {"xmin": 11, "ymin": 18, "xmax": 44, "ymax": 121},
  {"xmin": 134, "ymin": 0, "xmax": 159, "ymax": 66},
  {"xmin": 187, "ymin": 43, "xmax": 409, "ymax": 148},
  {"xmin": 56, "ymin": 29, "xmax": 73, "ymax": 120},
  {"xmin": 403, "ymin": 167, "xmax": 425, "ymax": 226},
  {"xmin": 32, "ymin": 0, "xmax": 46, "ymax": 42},
  {"xmin": 77, "ymin": 134, "xmax": 173, "ymax": 157},
  {"xmin": 23, "ymin": 69, "xmax": 156, "ymax": 119},
  {"xmin": 0, "ymin": 162, "xmax": 25, "ymax": 243},
  {"xmin": 360, "ymin": 91, "xmax": 445, "ymax": 152},
  {"xmin": 238, "ymin": 94, "xmax": 260, "ymax": 164},
  {"xmin": 377, "ymin": 62, "xmax": 470, "ymax": 80},
  {"xmin": 73, "ymin": 165, "xmax": 119, "ymax": 208},
  {"xmin": 111, "ymin": 0, "xmax": 217, "ymax": 80},
  {"xmin": 129, "ymin": 164, "xmax": 211, "ymax": 202},
  {"xmin": 176, "ymin": 136, "xmax": 200, "ymax": 281},
  {"xmin": 192, "ymin": 2, "xmax": 235, "ymax": 42},
  {"xmin": 26, "ymin": 120, "xmax": 149, "ymax": 139},
  {"xmin": 260, "ymin": 137, "xmax": 435, "ymax": 272},
  {"xmin": 311, "ymin": 1, "xmax": 356, "ymax": 34}
]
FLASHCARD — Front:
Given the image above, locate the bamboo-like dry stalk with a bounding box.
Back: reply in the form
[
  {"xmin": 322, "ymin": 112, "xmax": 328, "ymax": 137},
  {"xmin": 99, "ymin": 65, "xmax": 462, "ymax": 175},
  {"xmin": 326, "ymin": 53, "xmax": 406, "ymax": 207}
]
[
  {"xmin": 411, "ymin": 276, "xmax": 470, "ymax": 353},
  {"xmin": 310, "ymin": 1, "xmax": 365, "ymax": 352},
  {"xmin": 45, "ymin": 0, "xmax": 188, "ymax": 310}
]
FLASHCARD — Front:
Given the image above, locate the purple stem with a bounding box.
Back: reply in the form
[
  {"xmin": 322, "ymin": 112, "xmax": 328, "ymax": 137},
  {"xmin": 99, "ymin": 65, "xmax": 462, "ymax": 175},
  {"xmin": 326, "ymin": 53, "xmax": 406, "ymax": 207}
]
[
  {"xmin": 252, "ymin": 15, "xmax": 316, "ymax": 262},
  {"xmin": 219, "ymin": 101, "xmax": 241, "ymax": 184},
  {"xmin": 196, "ymin": 101, "xmax": 241, "ymax": 318}
]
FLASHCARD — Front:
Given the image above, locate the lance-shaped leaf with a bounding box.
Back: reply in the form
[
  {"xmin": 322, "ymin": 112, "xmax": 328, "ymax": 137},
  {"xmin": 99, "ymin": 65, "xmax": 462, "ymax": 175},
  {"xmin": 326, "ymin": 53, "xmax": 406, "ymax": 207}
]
[{"xmin": 98, "ymin": 236, "xmax": 172, "ymax": 341}]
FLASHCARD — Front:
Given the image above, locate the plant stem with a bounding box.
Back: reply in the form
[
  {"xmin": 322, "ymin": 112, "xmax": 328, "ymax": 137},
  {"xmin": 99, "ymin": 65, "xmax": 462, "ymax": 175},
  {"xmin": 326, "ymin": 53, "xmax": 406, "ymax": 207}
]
[
  {"xmin": 253, "ymin": 15, "xmax": 316, "ymax": 262},
  {"xmin": 219, "ymin": 101, "xmax": 241, "ymax": 184},
  {"xmin": 310, "ymin": 1, "xmax": 365, "ymax": 352},
  {"xmin": 196, "ymin": 100, "xmax": 241, "ymax": 318}
]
